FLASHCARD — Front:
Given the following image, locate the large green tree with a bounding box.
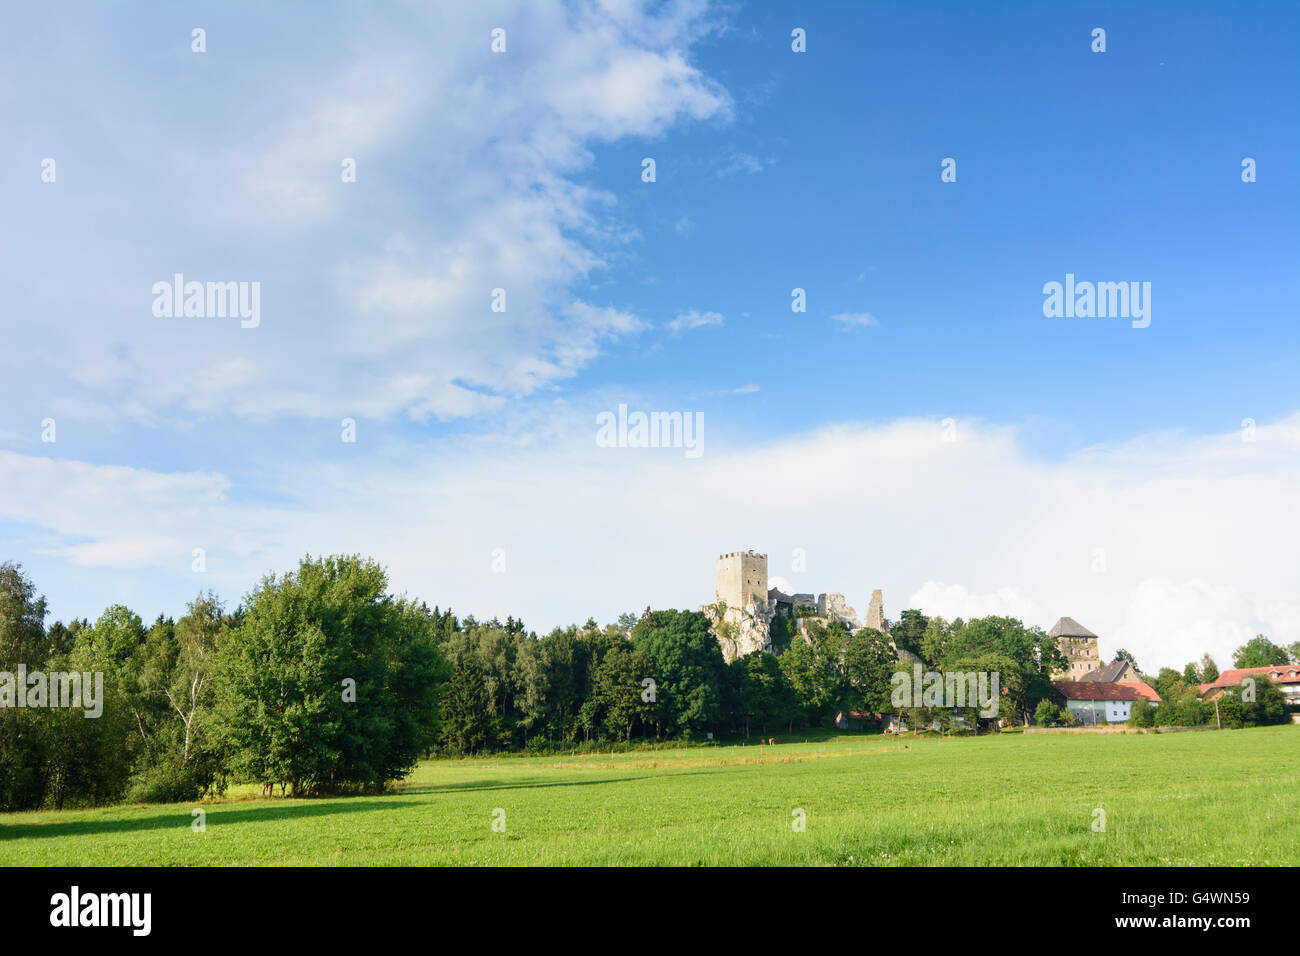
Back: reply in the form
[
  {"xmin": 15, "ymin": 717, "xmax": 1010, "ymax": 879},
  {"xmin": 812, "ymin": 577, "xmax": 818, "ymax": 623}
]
[
  {"xmin": 890, "ymin": 609, "xmax": 930, "ymax": 661},
  {"xmin": 937, "ymin": 616, "xmax": 1064, "ymax": 725},
  {"xmin": 1232, "ymin": 635, "xmax": 1290, "ymax": 669},
  {"xmin": 732, "ymin": 651, "xmax": 797, "ymax": 735},
  {"xmin": 213, "ymin": 555, "xmax": 447, "ymax": 795},
  {"xmin": 631, "ymin": 610, "xmax": 727, "ymax": 739},
  {"xmin": 778, "ymin": 630, "xmax": 835, "ymax": 727},
  {"xmin": 586, "ymin": 645, "xmax": 658, "ymax": 741}
]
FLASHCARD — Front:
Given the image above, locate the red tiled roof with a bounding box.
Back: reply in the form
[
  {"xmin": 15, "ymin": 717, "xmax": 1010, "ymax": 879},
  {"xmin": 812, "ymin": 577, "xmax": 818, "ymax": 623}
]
[
  {"xmin": 1201, "ymin": 665, "xmax": 1300, "ymax": 693},
  {"xmin": 1118, "ymin": 681, "xmax": 1161, "ymax": 702},
  {"xmin": 1052, "ymin": 680, "xmax": 1161, "ymax": 703}
]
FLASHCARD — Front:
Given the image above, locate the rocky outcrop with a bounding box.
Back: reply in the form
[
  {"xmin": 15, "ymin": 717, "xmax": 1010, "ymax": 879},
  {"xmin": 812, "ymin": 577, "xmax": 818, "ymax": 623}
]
[{"xmin": 702, "ymin": 599, "xmax": 774, "ymax": 663}]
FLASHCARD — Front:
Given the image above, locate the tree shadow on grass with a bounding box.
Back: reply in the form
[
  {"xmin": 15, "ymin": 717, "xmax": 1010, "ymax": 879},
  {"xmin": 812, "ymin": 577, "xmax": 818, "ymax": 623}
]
[
  {"xmin": 3, "ymin": 765, "xmax": 744, "ymax": 843},
  {"xmin": 406, "ymin": 764, "xmax": 743, "ymax": 796},
  {"xmin": 0, "ymin": 795, "xmax": 407, "ymax": 842}
]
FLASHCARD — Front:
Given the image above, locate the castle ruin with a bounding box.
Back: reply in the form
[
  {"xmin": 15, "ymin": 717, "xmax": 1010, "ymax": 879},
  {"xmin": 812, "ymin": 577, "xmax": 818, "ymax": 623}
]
[{"xmin": 704, "ymin": 550, "xmax": 887, "ymax": 662}]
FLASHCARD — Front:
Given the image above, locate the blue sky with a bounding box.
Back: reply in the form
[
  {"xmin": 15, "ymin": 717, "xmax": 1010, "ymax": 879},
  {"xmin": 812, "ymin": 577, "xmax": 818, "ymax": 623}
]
[
  {"xmin": 585, "ymin": 1, "xmax": 1299, "ymax": 448},
  {"xmin": 1, "ymin": 0, "xmax": 1297, "ymax": 671}
]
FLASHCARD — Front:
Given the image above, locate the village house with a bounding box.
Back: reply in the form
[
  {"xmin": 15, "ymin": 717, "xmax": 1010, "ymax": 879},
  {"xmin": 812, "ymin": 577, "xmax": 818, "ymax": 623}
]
[
  {"xmin": 1051, "ymin": 680, "xmax": 1161, "ymax": 724},
  {"xmin": 1198, "ymin": 665, "xmax": 1300, "ymax": 704},
  {"xmin": 1077, "ymin": 658, "xmax": 1142, "ymax": 683},
  {"xmin": 834, "ymin": 711, "xmax": 881, "ymax": 731}
]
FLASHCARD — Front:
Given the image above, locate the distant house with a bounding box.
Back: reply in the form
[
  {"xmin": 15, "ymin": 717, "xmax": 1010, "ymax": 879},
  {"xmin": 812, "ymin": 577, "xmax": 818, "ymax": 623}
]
[
  {"xmin": 1051, "ymin": 680, "xmax": 1161, "ymax": 724},
  {"xmin": 1078, "ymin": 659, "xmax": 1141, "ymax": 683},
  {"xmin": 1198, "ymin": 665, "xmax": 1300, "ymax": 704},
  {"xmin": 834, "ymin": 711, "xmax": 880, "ymax": 731},
  {"xmin": 879, "ymin": 713, "xmax": 979, "ymax": 734}
]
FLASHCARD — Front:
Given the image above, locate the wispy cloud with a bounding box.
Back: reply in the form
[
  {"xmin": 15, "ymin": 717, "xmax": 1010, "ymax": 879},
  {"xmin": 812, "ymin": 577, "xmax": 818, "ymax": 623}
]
[
  {"xmin": 830, "ymin": 311, "xmax": 880, "ymax": 329},
  {"xmin": 668, "ymin": 309, "xmax": 724, "ymax": 332},
  {"xmin": 712, "ymin": 151, "xmax": 767, "ymax": 177},
  {"xmin": 3, "ymin": 2, "xmax": 732, "ymax": 426}
]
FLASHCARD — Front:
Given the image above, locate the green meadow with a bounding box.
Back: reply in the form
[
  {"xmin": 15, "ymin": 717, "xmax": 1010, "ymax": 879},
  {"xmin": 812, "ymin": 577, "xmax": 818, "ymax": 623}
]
[{"xmin": 3, "ymin": 726, "xmax": 1296, "ymax": 866}]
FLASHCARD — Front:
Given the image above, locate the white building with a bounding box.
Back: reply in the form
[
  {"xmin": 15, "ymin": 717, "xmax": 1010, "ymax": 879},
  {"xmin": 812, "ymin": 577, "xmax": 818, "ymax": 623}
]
[{"xmin": 1051, "ymin": 680, "xmax": 1162, "ymax": 724}]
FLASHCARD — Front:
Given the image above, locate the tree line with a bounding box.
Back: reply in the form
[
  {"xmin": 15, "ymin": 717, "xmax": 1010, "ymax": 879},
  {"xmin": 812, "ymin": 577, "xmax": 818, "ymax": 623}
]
[
  {"xmin": 1, "ymin": 556, "xmax": 441, "ymax": 811},
  {"xmin": 2, "ymin": 556, "xmax": 1294, "ymax": 812}
]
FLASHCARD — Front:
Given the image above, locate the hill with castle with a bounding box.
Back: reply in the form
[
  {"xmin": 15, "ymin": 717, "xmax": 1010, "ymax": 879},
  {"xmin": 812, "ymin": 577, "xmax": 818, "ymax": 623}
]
[
  {"xmin": 701, "ymin": 549, "xmax": 887, "ymax": 662},
  {"xmin": 702, "ymin": 549, "xmax": 1102, "ymax": 681}
]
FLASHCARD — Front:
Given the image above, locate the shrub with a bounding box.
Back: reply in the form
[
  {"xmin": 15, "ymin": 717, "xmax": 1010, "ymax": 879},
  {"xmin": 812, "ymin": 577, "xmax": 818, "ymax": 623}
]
[
  {"xmin": 1033, "ymin": 699, "xmax": 1063, "ymax": 727},
  {"xmin": 1127, "ymin": 698, "xmax": 1155, "ymax": 728}
]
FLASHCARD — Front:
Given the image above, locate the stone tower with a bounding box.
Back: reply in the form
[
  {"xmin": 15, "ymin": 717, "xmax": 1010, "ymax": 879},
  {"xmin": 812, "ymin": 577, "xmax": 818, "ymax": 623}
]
[
  {"xmin": 865, "ymin": 589, "xmax": 885, "ymax": 631},
  {"xmin": 1048, "ymin": 616, "xmax": 1101, "ymax": 679},
  {"xmin": 715, "ymin": 550, "xmax": 768, "ymax": 612}
]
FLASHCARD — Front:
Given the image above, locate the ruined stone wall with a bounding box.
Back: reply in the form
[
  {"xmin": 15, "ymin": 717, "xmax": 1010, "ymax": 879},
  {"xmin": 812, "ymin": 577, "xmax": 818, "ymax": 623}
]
[
  {"xmin": 865, "ymin": 590, "xmax": 884, "ymax": 631},
  {"xmin": 816, "ymin": 593, "xmax": 859, "ymax": 628}
]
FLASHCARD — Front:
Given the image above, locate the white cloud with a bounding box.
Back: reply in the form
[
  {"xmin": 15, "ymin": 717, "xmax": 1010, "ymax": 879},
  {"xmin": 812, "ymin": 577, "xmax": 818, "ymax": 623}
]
[
  {"xmin": 713, "ymin": 151, "xmax": 766, "ymax": 176},
  {"xmin": 669, "ymin": 309, "xmax": 724, "ymax": 332},
  {"xmin": 5, "ymin": 411, "xmax": 1299, "ymax": 677},
  {"xmin": 908, "ymin": 582, "xmax": 1040, "ymax": 623},
  {"xmin": 1110, "ymin": 579, "xmax": 1300, "ymax": 675},
  {"xmin": 4, "ymin": 1, "xmax": 731, "ymax": 426},
  {"xmin": 831, "ymin": 312, "xmax": 880, "ymax": 329}
]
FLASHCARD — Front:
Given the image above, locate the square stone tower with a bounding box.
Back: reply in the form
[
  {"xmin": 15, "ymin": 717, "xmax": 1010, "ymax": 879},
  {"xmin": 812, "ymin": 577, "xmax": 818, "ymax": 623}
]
[
  {"xmin": 716, "ymin": 551, "xmax": 768, "ymax": 611},
  {"xmin": 1048, "ymin": 616, "xmax": 1102, "ymax": 679}
]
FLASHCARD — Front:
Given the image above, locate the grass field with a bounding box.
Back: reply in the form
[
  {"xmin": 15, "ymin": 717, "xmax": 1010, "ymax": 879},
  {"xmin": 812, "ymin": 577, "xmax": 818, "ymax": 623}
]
[{"xmin": 3, "ymin": 725, "xmax": 1297, "ymax": 866}]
